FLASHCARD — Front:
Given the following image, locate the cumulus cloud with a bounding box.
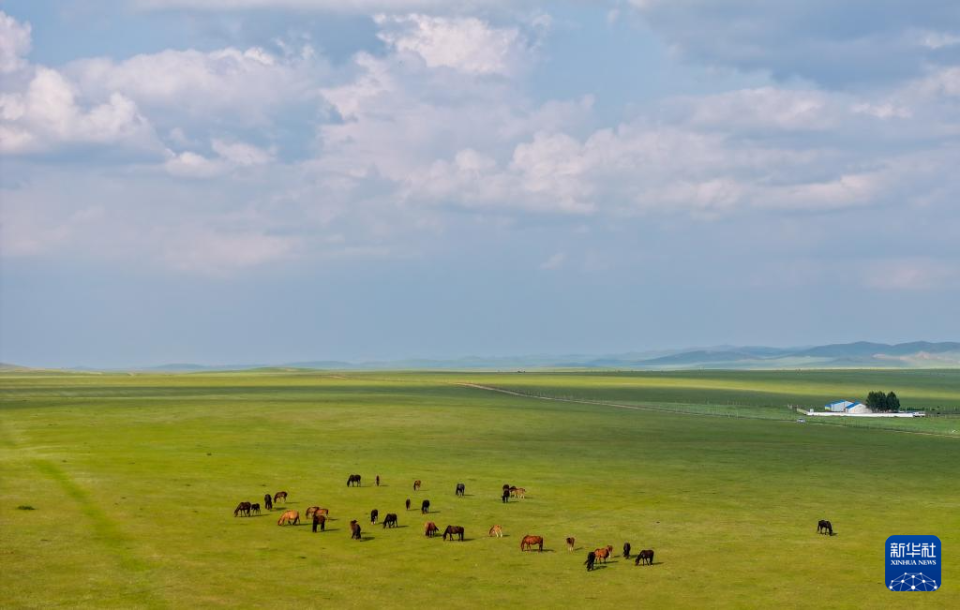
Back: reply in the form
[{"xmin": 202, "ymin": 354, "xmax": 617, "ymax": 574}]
[
  {"xmin": 0, "ymin": 10, "xmax": 31, "ymax": 74},
  {"xmin": 164, "ymin": 139, "xmax": 275, "ymax": 177},
  {"xmin": 132, "ymin": 0, "xmax": 513, "ymax": 12}
]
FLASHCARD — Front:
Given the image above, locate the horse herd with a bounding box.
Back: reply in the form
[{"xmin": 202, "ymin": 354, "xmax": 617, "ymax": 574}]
[{"xmin": 232, "ymin": 476, "xmax": 837, "ymax": 572}]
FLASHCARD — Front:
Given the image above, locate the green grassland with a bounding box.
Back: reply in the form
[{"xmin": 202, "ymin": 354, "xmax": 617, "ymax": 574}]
[{"xmin": 1, "ymin": 369, "xmax": 958, "ymax": 609}]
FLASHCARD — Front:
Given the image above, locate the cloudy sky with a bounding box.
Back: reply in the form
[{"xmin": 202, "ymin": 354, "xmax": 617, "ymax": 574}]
[{"xmin": 1, "ymin": 1, "xmax": 958, "ymax": 367}]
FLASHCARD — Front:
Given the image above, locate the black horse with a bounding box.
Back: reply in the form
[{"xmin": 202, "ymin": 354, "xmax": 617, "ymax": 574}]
[
  {"xmin": 370, "ymin": 509, "xmax": 379, "ymax": 524},
  {"xmin": 501, "ymin": 489, "xmax": 510, "ymax": 503},
  {"xmin": 623, "ymin": 542, "xmax": 631, "ymax": 559},
  {"xmin": 818, "ymin": 520, "xmax": 834, "ymax": 536},
  {"xmin": 443, "ymin": 525, "xmax": 465, "ymax": 541},
  {"xmin": 382, "ymin": 513, "xmax": 398, "ymax": 528},
  {"xmin": 584, "ymin": 551, "xmax": 597, "ymax": 571},
  {"xmin": 263, "ymin": 494, "xmax": 273, "ymax": 511},
  {"xmin": 635, "ymin": 549, "xmax": 654, "ymax": 566},
  {"xmin": 456, "ymin": 483, "xmax": 465, "ymax": 497},
  {"xmin": 347, "ymin": 474, "xmax": 362, "ymax": 487},
  {"xmin": 421, "ymin": 499, "xmax": 431, "ymax": 514}
]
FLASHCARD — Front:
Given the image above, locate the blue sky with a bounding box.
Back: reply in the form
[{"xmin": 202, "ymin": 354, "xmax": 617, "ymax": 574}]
[{"xmin": 1, "ymin": 0, "xmax": 958, "ymax": 367}]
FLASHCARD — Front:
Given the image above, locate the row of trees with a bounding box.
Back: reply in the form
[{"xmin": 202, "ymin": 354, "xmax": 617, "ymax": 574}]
[{"xmin": 866, "ymin": 390, "xmax": 901, "ymax": 412}]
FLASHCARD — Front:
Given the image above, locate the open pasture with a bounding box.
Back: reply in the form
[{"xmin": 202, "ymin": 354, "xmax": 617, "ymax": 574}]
[{"xmin": 1, "ymin": 370, "xmax": 958, "ymax": 608}]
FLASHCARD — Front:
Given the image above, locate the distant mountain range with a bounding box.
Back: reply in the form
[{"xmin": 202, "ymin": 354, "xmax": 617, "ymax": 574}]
[{"xmin": 3, "ymin": 341, "xmax": 959, "ymax": 372}]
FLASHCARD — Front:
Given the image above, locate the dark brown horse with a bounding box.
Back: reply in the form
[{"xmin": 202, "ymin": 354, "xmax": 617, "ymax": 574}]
[
  {"xmin": 818, "ymin": 520, "xmax": 833, "ymax": 535},
  {"xmin": 424, "ymin": 521, "xmax": 439, "ymax": 537},
  {"xmin": 405, "ymin": 498, "xmax": 411, "ymax": 511},
  {"xmin": 421, "ymin": 499, "xmax": 430, "ymax": 514},
  {"xmin": 233, "ymin": 502, "xmax": 251, "ymax": 517},
  {"xmin": 584, "ymin": 551, "xmax": 596, "ymax": 571},
  {"xmin": 443, "ymin": 525, "xmax": 464, "ymax": 541},
  {"xmin": 263, "ymin": 494, "xmax": 273, "ymax": 511},
  {"xmin": 566, "ymin": 537, "xmax": 576, "ymax": 551},
  {"xmin": 520, "ymin": 535, "xmax": 544, "ymax": 552},
  {"xmin": 635, "ymin": 549, "xmax": 654, "ymax": 566},
  {"xmin": 350, "ymin": 520, "xmax": 362, "ymax": 540},
  {"xmin": 413, "ymin": 479, "xmax": 421, "ymax": 491},
  {"xmin": 273, "ymin": 491, "xmax": 287, "ymax": 504},
  {"xmin": 312, "ymin": 513, "xmax": 326, "ymax": 532},
  {"xmin": 251, "ymin": 503, "xmax": 260, "ymax": 515},
  {"xmin": 623, "ymin": 542, "xmax": 631, "ymax": 558},
  {"xmin": 456, "ymin": 483, "xmax": 465, "ymax": 497},
  {"xmin": 501, "ymin": 489, "xmax": 510, "ymax": 503},
  {"xmin": 376, "ymin": 475, "xmax": 380, "ymax": 487},
  {"xmin": 382, "ymin": 513, "xmax": 398, "ymax": 528},
  {"xmin": 370, "ymin": 509, "xmax": 379, "ymax": 524},
  {"xmin": 276, "ymin": 510, "xmax": 299, "ymax": 526},
  {"xmin": 347, "ymin": 474, "xmax": 362, "ymax": 487}
]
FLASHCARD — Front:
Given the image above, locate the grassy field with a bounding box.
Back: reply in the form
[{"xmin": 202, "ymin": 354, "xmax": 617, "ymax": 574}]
[{"xmin": 1, "ymin": 369, "xmax": 958, "ymax": 608}]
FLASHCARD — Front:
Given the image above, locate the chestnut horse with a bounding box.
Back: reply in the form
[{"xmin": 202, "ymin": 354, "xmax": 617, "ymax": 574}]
[
  {"xmin": 347, "ymin": 474, "xmax": 362, "ymax": 487},
  {"xmin": 424, "ymin": 522, "xmax": 439, "ymax": 537},
  {"xmin": 489, "ymin": 525, "xmax": 503, "ymax": 538},
  {"xmin": 413, "ymin": 480, "xmax": 422, "ymax": 491},
  {"xmin": 273, "ymin": 491, "xmax": 287, "ymax": 504},
  {"xmin": 566, "ymin": 537, "xmax": 576, "ymax": 551},
  {"xmin": 443, "ymin": 525, "xmax": 464, "ymax": 541},
  {"xmin": 818, "ymin": 520, "xmax": 833, "ymax": 535},
  {"xmin": 635, "ymin": 549, "xmax": 654, "ymax": 566},
  {"xmin": 594, "ymin": 545, "xmax": 613, "ymax": 563},
  {"xmin": 305, "ymin": 506, "xmax": 321, "ymax": 519},
  {"xmin": 233, "ymin": 502, "xmax": 251, "ymax": 517},
  {"xmin": 382, "ymin": 513, "xmax": 398, "ymax": 528},
  {"xmin": 277, "ymin": 510, "xmax": 299, "ymax": 526},
  {"xmin": 520, "ymin": 535, "xmax": 544, "ymax": 552}
]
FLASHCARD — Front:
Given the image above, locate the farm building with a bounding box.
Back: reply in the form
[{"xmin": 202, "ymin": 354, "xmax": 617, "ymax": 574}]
[{"xmin": 825, "ymin": 400, "xmax": 871, "ymax": 414}]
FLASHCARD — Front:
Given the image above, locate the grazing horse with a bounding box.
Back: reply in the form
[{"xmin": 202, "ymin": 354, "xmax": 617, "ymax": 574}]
[
  {"xmin": 305, "ymin": 506, "xmax": 321, "ymax": 519},
  {"xmin": 273, "ymin": 491, "xmax": 287, "ymax": 504},
  {"xmin": 277, "ymin": 510, "xmax": 299, "ymax": 526},
  {"xmin": 489, "ymin": 525, "xmax": 503, "ymax": 538},
  {"xmin": 405, "ymin": 499, "xmax": 411, "ymax": 511},
  {"xmin": 511, "ymin": 487, "xmax": 526, "ymax": 499},
  {"xmin": 251, "ymin": 503, "xmax": 261, "ymax": 515},
  {"xmin": 382, "ymin": 513, "xmax": 398, "ymax": 528},
  {"xmin": 370, "ymin": 509, "xmax": 379, "ymax": 524},
  {"xmin": 520, "ymin": 535, "xmax": 544, "ymax": 552},
  {"xmin": 312, "ymin": 514, "xmax": 326, "ymax": 532},
  {"xmin": 584, "ymin": 551, "xmax": 597, "ymax": 571},
  {"xmin": 233, "ymin": 502, "xmax": 252, "ymax": 517},
  {"xmin": 623, "ymin": 542, "xmax": 631, "ymax": 559},
  {"xmin": 347, "ymin": 474, "xmax": 362, "ymax": 487},
  {"xmin": 818, "ymin": 520, "xmax": 833, "ymax": 536},
  {"xmin": 501, "ymin": 489, "xmax": 510, "ymax": 503},
  {"xmin": 456, "ymin": 483, "xmax": 465, "ymax": 497},
  {"xmin": 424, "ymin": 522, "xmax": 439, "ymax": 537},
  {"xmin": 263, "ymin": 494, "xmax": 273, "ymax": 511},
  {"xmin": 635, "ymin": 549, "xmax": 654, "ymax": 566},
  {"xmin": 413, "ymin": 480, "xmax": 422, "ymax": 491},
  {"xmin": 350, "ymin": 521, "xmax": 362, "ymax": 540},
  {"xmin": 421, "ymin": 499, "xmax": 430, "ymax": 514},
  {"xmin": 443, "ymin": 525, "xmax": 465, "ymax": 541},
  {"xmin": 566, "ymin": 537, "xmax": 576, "ymax": 551},
  {"xmin": 594, "ymin": 546, "xmax": 613, "ymax": 563}
]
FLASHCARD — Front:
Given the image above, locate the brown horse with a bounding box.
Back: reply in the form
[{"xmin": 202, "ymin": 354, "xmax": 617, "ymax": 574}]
[
  {"xmin": 635, "ymin": 549, "xmax": 654, "ymax": 566},
  {"xmin": 347, "ymin": 474, "xmax": 362, "ymax": 487},
  {"xmin": 305, "ymin": 506, "xmax": 321, "ymax": 519},
  {"xmin": 312, "ymin": 514, "xmax": 326, "ymax": 532},
  {"xmin": 413, "ymin": 480, "xmax": 421, "ymax": 491},
  {"xmin": 370, "ymin": 509, "xmax": 379, "ymax": 524},
  {"xmin": 818, "ymin": 520, "xmax": 833, "ymax": 535},
  {"xmin": 376, "ymin": 475, "xmax": 380, "ymax": 487},
  {"xmin": 277, "ymin": 510, "xmax": 299, "ymax": 526},
  {"xmin": 566, "ymin": 537, "xmax": 576, "ymax": 551},
  {"xmin": 424, "ymin": 522, "xmax": 439, "ymax": 537},
  {"xmin": 520, "ymin": 535, "xmax": 544, "ymax": 552},
  {"xmin": 382, "ymin": 513, "xmax": 398, "ymax": 528},
  {"xmin": 421, "ymin": 499, "xmax": 430, "ymax": 514},
  {"xmin": 594, "ymin": 545, "xmax": 613, "ymax": 563},
  {"xmin": 251, "ymin": 503, "xmax": 260, "ymax": 515},
  {"xmin": 405, "ymin": 498, "xmax": 411, "ymax": 511},
  {"xmin": 511, "ymin": 487, "xmax": 526, "ymax": 499},
  {"xmin": 263, "ymin": 494, "xmax": 273, "ymax": 511},
  {"xmin": 350, "ymin": 520, "xmax": 362, "ymax": 540},
  {"xmin": 489, "ymin": 525, "xmax": 503, "ymax": 538},
  {"xmin": 623, "ymin": 542, "xmax": 631, "ymax": 558},
  {"xmin": 443, "ymin": 525, "xmax": 464, "ymax": 541},
  {"xmin": 233, "ymin": 502, "xmax": 251, "ymax": 517},
  {"xmin": 273, "ymin": 491, "xmax": 287, "ymax": 504}
]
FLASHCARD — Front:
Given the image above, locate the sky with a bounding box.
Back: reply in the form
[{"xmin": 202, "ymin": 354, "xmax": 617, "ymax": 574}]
[{"xmin": 1, "ymin": 0, "xmax": 958, "ymax": 368}]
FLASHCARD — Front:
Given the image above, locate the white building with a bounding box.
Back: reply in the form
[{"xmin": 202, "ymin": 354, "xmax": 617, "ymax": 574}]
[{"xmin": 825, "ymin": 400, "xmax": 871, "ymax": 414}]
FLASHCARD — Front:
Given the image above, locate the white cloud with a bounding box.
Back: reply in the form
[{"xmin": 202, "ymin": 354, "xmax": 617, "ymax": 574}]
[
  {"xmin": 539, "ymin": 252, "xmax": 565, "ymax": 269},
  {"xmin": 374, "ymin": 14, "xmax": 536, "ymax": 76},
  {"xmin": 164, "ymin": 139, "xmax": 274, "ymax": 177},
  {"xmin": 862, "ymin": 258, "xmax": 959, "ymax": 291},
  {"xmin": 160, "ymin": 229, "xmax": 300, "ymax": 274},
  {"xmin": 132, "ymin": 1, "xmax": 513, "ymax": 12},
  {"xmin": 0, "ymin": 11, "xmax": 31, "ymax": 74}
]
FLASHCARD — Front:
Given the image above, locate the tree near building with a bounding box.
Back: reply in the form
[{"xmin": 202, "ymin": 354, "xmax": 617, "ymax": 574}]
[{"xmin": 865, "ymin": 391, "xmax": 900, "ymax": 412}]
